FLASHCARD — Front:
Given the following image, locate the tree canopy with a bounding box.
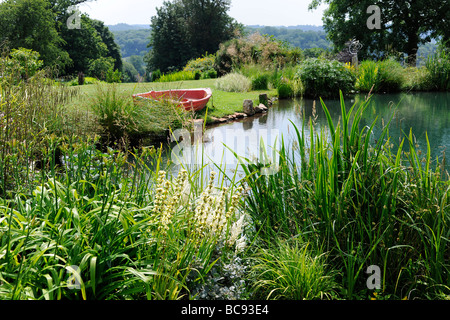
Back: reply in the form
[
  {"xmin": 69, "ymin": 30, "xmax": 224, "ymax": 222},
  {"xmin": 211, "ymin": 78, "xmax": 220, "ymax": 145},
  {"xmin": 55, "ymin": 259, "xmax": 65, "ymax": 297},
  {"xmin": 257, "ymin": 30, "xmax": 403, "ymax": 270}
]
[
  {"xmin": 309, "ymin": 0, "xmax": 450, "ymax": 65},
  {"xmin": 0, "ymin": 0, "xmax": 122, "ymax": 77},
  {"xmin": 145, "ymin": 0, "xmax": 241, "ymax": 73},
  {"xmin": 0, "ymin": 0, "xmax": 70, "ymax": 70}
]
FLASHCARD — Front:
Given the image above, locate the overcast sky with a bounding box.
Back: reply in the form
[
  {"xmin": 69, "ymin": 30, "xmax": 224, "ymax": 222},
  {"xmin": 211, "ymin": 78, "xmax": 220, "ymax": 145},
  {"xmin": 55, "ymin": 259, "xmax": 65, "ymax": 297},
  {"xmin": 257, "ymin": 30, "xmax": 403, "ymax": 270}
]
[{"xmin": 79, "ymin": 0, "xmax": 328, "ymax": 26}]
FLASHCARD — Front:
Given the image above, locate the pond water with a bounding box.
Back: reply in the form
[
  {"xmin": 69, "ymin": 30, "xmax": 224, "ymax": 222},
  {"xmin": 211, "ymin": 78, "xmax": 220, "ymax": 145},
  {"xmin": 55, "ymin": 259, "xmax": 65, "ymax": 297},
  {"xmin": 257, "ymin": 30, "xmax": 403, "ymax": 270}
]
[{"xmin": 168, "ymin": 92, "xmax": 450, "ymax": 178}]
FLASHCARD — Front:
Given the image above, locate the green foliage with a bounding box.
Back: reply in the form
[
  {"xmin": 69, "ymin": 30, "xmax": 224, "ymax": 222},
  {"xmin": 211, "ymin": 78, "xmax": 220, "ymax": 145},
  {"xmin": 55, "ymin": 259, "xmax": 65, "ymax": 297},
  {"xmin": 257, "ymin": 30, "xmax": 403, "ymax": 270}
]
[
  {"xmin": 309, "ymin": 0, "xmax": 448, "ymax": 65},
  {"xmin": 356, "ymin": 59, "xmax": 405, "ymax": 93},
  {"xmin": 0, "ymin": 48, "xmax": 44, "ymax": 83},
  {"xmin": 0, "ymin": 142, "xmax": 247, "ymax": 300},
  {"xmin": 106, "ymin": 68, "xmax": 122, "ymax": 84},
  {"xmin": 0, "ymin": 0, "xmax": 70, "ymax": 69},
  {"xmin": 146, "ymin": 0, "xmax": 239, "ymax": 73},
  {"xmin": 126, "ymin": 55, "xmax": 146, "ymax": 76},
  {"xmin": 251, "ymin": 74, "xmax": 269, "ymax": 90},
  {"xmin": 88, "ymin": 57, "xmax": 115, "ymax": 81},
  {"xmin": 112, "ymin": 29, "xmax": 151, "ymax": 58},
  {"xmin": 122, "ymin": 61, "xmax": 139, "ymax": 83},
  {"xmin": 425, "ymin": 48, "xmax": 450, "ymax": 91},
  {"xmin": 61, "ymin": 14, "xmax": 108, "ymax": 75},
  {"xmin": 296, "ymin": 58, "xmax": 356, "ymax": 98},
  {"xmin": 377, "ymin": 59, "xmax": 405, "ymax": 93},
  {"xmin": 215, "ymin": 73, "xmax": 252, "ymax": 92},
  {"xmin": 276, "ymin": 78, "xmax": 303, "ymax": 99},
  {"xmin": 0, "ymin": 64, "xmax": 79, "ymax": 194},
  {"xmin": 91, "ymin": 19, "xmax": 123, "ymax": 72},
  {"xmin": 156, "ymin": 70, "xmax": 196, "ymax": 83},
  {"xmin": 356, "ymin": 60, "xmax": 380, "ymax": 92},
  {"xmin": 151, "ymin": 69, "xmax": 162, "ymax": 82},
  {"xmin": 215, "ymin": 33, "xmax": 289, "ymax": 76},
  {"xmin": 238, "ymin": 93, "xmax": 450, "ymax": 299},
  {"xmin": 183, "ymin": 54, "xmax": 217, "ymax": 79},
  {"xmin": 249, "ymin": 240, "xmax": 337, "ymax": 300},
  {"xmin": 89, "ymin": 84, "xmax": 191, "ymax": 145},
  {"xmin": 403, "ymin": 67, "xmax": 434, "ymax": 91}
]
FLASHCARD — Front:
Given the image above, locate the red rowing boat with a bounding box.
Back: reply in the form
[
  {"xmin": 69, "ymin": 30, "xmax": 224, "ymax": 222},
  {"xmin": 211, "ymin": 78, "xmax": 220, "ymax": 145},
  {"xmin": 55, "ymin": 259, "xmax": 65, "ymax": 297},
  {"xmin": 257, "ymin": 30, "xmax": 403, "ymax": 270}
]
[{"xmin": 132, "ymin": 88, "xmax": 212, "ymax": 112}]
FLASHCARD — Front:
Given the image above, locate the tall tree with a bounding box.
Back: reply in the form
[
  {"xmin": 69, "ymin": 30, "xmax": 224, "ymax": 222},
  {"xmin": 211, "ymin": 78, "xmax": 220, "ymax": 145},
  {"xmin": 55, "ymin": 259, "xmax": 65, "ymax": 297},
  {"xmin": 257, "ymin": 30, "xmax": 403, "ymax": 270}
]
[
  {"xmin": 60, "ymin": 14, "xmax": 108, "ymax": 75},
  {"xmin": 0, "ymin": 0, "xmax": 70, "ymax": 69},
  {"xmin": 309, "ymin": 0, "xmax": 450, "ymax": 65},
  {"xmin": 91, "ymin": 19, "xmax": 123, "ymax": 72},
  {"xmin": 146, "ymin": 0, "xmax": 240, "ymax": 73}
]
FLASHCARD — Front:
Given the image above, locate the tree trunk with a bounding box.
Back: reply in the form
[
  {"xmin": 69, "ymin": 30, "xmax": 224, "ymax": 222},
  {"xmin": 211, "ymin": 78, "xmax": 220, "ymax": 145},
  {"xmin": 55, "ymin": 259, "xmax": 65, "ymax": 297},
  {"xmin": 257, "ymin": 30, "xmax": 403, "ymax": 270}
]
[{"xmin": 406, "ymin": 33, "xmax": 419, "ymax": 67}]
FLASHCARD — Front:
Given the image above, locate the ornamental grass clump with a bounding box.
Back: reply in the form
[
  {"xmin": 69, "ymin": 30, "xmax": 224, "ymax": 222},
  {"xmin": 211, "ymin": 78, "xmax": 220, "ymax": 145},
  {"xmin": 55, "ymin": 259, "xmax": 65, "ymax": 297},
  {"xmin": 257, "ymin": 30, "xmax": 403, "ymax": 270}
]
[
  {"xmin": 215, "ymin": 73, "xmax": 252, "ymax": 93},
  {"xmin": 249, "ymin": 240, "xmax": 337, "ymax": 300}
]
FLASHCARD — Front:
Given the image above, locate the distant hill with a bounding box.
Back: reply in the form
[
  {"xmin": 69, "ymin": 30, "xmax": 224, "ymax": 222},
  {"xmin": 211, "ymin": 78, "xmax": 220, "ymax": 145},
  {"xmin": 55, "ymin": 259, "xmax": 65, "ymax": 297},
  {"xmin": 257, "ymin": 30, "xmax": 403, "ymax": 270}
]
[
  {"xmin": 247, "ymin": 25, "xmax": 324, "ymax": 32},
  {"xmin": 112, "ymin": 29, "xmax": 151, "ymax": 58},
  {"xmin": 110, "ymin": 24, "xmax": 330, "ymax": 59},
  {"xmin": 107, "ymin": 23, "xmax": 150, "ymax": 32},
  {"xmin": 245, "ymin": 26, "xmax": 331, "ymax": 50}
]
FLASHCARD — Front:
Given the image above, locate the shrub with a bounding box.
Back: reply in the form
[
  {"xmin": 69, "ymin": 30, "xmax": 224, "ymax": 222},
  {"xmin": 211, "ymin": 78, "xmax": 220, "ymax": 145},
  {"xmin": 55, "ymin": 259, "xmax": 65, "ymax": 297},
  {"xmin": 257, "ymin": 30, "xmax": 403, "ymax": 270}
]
[
  {"xmin": 277, "ymin": 78, "xmax": 303, "ymax": 99},
  {"xmin": 203, "ymin": 68, "xmax": 217, "ymax": 79},
  {"xmin": 356, "ymin": 59, "xmax": 405, "ymax": 93},
  {"xmin": 215, "ymin": 33, "xmax": 288, "ymax": 76},
  {"xmin": 403, "ymin": 67, "xmax": 433, "ymax": 91},
  {"xmin": 215, "ymin": 72, "xmax": 252, "ymax": 92},
  {"xmin": 184, "ymin": 54, "xmax": 217, "ymax": 79},
  {"xmin": 426, "ymin": 48, "xmax": 450, "ymax": 91},
  {"xmin": 377, "ymin": 58, "xmax": 405, "ymax": 92},
  {"xmin": 151, "ymin": 69, "xmax": 162, "ymax": 82},
  {"xmin": 0, "ymin": 48, "xmax": 43, "ymax": 84},
  {"xmin": 88, "ymin": 57, "xmax": 115, "ymax": 81},
  {"xmin": 251, "ymin": 74, "xmax": 269, "ymax": 90},
  {"xmin": 157, "ymin": 70, "xmax": 196, "ymax": 82},
  {"xmin": 356, "ymin": 60, "xmax": 380, "ymax": 92},
  {"xmin": 106, "ymin": 67, "xmax": 122, "ymax": 83},
  {"xmin": 277, "ymin": 82, "xmax": 293, "ymax": 99},
  {"xmin": 296, "ymin": 58, "xmax": 356, "ymax": 98}
]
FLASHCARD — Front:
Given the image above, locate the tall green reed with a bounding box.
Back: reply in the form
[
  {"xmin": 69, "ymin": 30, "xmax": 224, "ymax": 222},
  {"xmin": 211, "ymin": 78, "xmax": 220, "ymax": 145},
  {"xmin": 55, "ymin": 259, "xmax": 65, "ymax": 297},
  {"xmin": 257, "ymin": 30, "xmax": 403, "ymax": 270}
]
[{"xmin": 238, "ymin": 91, "xmax": 450, "ymax": 299}]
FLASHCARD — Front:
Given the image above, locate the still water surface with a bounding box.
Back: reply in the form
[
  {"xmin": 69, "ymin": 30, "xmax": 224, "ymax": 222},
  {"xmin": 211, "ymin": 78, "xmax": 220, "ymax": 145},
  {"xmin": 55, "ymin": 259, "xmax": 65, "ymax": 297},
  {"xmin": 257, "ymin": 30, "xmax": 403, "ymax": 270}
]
[{"xmin": 167, "ymin": 92, "xmax": 450, "ymax": 178}]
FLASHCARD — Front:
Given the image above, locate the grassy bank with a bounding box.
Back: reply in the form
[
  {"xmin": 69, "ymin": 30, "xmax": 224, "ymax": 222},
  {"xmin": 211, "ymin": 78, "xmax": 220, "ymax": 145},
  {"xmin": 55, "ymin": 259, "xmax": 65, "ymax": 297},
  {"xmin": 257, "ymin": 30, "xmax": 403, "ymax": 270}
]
[{"xmin": 66, "ymin": 79, "xmax": 277, "ymax": 123}]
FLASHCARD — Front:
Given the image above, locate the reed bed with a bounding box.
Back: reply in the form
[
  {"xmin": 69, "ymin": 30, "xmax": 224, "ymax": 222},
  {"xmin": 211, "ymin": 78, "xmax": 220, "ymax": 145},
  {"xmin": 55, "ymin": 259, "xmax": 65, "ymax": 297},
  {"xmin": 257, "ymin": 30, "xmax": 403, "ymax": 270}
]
[{"xmin": 240, "ymin": 92, "xmax": 450, "ymax": 299}]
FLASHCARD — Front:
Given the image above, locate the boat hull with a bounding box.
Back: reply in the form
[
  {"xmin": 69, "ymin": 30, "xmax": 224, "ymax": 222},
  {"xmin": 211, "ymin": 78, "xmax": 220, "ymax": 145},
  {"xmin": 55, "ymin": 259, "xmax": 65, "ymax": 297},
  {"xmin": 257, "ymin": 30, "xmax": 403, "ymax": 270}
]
[{"xmin": 132, "ymin": 88, "xmax": 212, "ymax": 112}]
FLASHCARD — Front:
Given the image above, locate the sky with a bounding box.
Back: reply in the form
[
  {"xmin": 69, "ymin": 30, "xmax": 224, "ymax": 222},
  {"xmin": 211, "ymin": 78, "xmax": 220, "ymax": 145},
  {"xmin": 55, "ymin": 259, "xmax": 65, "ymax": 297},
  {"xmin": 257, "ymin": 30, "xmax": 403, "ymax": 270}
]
[{"xmin": 79, "ymin": 0, "xmax": 328, "ymax": 26}]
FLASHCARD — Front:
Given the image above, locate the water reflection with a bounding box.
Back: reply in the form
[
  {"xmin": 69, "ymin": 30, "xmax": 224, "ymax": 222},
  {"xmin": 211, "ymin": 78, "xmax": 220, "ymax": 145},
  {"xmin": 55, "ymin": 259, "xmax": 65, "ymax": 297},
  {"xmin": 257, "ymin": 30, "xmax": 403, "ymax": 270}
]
[{"xmin": 166, "ymin": 92, "xmax": 450, "ymax": 176}]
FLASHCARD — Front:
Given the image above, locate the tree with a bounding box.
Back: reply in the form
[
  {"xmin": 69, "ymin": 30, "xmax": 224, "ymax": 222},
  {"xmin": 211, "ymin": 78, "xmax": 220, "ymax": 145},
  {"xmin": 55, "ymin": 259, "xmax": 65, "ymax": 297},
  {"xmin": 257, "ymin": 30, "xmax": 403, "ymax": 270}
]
[
  {"xmin": 91, "ymin": 19, "xmax": 123, "ymax": 72},
  {"xmin": 60, "ymin": 14, "xmax": 108, "ymax": 75},
  {"xmin": 146, "ymin": 0, "xmax": 240, "ymax": 73},
  {"xmin": 309, "ymin": 0, "xmax": 450, "ymax": 65},
  {"xmin": 0, "ymin": 0, "xmax": 70, "ymax": 69}
]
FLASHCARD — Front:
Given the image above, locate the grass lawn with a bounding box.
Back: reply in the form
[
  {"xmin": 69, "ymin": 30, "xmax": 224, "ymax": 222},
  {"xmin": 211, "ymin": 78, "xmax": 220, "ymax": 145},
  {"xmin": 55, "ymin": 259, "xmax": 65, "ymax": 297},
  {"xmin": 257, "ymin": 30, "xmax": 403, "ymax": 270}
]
[{"xmin": 66, "ymin": 78, "xmax": 277, "ymax": 122}]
